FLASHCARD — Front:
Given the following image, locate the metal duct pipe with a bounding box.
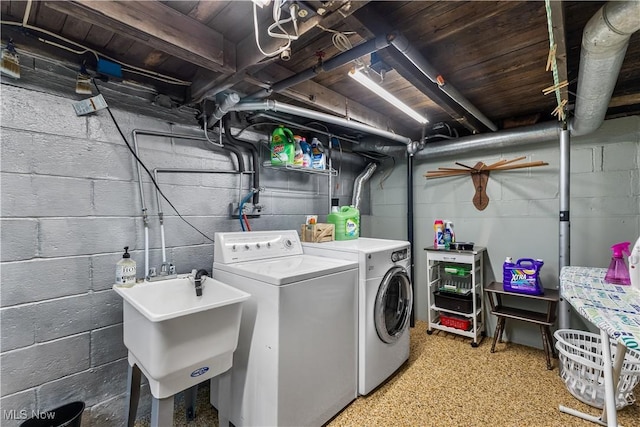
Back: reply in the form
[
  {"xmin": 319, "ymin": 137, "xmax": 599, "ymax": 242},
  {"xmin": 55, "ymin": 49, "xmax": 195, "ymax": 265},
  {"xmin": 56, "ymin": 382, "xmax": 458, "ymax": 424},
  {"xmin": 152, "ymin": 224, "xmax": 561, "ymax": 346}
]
[
  {"xmin": 352, "ymin": 163, "xmax": 378, "ymax": 210},
  {"xmin": 352, "ymin": 137, "xmax": 408, "ymax": 157},
  {"xmin": 559, "ymin": 126, "xmax": 571, "ymax": 329},
  {"xmin": 570, "ymin": 1, "xmax": 640, "ymax": 136},
  {"xmin": 229, "ymin": 100, "xmax": 413, "ymax": 145},
  {"xmin": 388, "ymin": 31, "xmax": 498, "ymax": 132},
  {"xmin": 414, "ymin": 121, "xmax": 561, "ymax": 160},
  {"xmin": 247, "ymin": 34, "xmax": 390, "ymax": 100}
]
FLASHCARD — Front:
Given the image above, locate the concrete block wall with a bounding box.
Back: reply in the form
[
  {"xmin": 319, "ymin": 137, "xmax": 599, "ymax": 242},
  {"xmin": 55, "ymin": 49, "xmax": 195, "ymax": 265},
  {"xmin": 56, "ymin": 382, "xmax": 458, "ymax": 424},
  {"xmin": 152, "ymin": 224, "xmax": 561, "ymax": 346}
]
[
  {"xmin": 367, "ymin": 116, "xmax": 640, "ymax": 349},
  {"xmin": 0, "ymin": 84, "xmax": 368, "ymax": 426}
]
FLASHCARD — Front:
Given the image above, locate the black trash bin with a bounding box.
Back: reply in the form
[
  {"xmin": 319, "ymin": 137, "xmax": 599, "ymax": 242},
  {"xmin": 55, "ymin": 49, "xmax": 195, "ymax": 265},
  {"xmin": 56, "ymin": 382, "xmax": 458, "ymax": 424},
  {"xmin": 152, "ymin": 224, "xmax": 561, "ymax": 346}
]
[{"xmin": 20, "ymin": 401, "xmax": 84, "ymax": 427}]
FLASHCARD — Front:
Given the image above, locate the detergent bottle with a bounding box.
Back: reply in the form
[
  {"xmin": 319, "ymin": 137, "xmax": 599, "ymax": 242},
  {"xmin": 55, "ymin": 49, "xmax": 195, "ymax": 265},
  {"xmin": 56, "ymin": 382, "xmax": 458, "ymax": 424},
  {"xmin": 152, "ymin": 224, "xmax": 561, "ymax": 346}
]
[
  {"xmin": 270, "ymin": 126, "xmax": 295, "ymax": 166},
  {"xmin": 444, "ymin": 220, "xmax": 455, "ymax": 249},
  {"xmin": 433, "ymin": 220, "xmax": 445, "ymax": 249},
  {"xmin": 630, "ymin": 236, "xmax": 640, "ymax": 290},
  {"xmin": 328, "ymin": 206, "xmax": 360, "ymax": 240},
  {"xmin": 503, "ymin": 258, "xmax": 544, "ymax": 295},
  {"xmin": 604, "ymin": 241, "xmax": 631, "ymax": 285},
  {"xmin": 310, "ymin": 137, "xmax": 326, "ymax": 170},
  {"xmin": 300, "ymin": 138, "xmax": 312, "ymax": 167},
  {"xmin": 293, "ymin": 135, "xmax": 304, "ymax": 166}
]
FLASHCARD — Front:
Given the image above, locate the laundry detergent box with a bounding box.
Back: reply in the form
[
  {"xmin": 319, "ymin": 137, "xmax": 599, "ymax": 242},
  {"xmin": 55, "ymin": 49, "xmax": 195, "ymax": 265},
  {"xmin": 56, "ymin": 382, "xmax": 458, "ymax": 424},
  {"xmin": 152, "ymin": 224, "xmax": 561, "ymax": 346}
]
[{"xmin": 503, "ymin": 258, "xmax": 544, "ymax": 295}]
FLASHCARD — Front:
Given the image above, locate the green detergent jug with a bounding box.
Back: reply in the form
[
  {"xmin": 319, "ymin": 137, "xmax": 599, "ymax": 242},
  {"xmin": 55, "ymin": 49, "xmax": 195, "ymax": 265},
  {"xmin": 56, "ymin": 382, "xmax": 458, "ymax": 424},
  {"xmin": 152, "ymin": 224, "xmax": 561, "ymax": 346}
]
[
  {"xmin": 328, "ymin": 206, "xmax": 360, "ymax": 240},
  {"xmin": 270, "ymin": 126, "xmax": 295, "ymax": 165}
]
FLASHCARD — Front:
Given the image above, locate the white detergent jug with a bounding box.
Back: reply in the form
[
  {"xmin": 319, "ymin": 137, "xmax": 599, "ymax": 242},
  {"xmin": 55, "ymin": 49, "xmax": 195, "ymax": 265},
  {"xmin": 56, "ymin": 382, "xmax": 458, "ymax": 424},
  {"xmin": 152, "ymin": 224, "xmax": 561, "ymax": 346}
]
[{"xmin": 629, "ymin": 235, "xmax": 640, "ymax": 290}]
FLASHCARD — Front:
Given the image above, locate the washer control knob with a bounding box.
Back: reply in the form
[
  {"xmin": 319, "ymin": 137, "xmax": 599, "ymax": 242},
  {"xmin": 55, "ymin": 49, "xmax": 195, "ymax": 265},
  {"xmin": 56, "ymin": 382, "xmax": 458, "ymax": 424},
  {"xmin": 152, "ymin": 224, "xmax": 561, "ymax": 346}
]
[
  {"xmin": 391, "ymin": 253, "xmax": 399, "ymax": 262},
  {"xmin": 256, "ymin": 243, "xmax": 261, "ymax": 249},
  {"xmin": 245, "ymin": 244, "xmax": 250, "ymax": 250},
  {"xmin": 284, "ymin": 239, "xmax": 292, "ymax": 248},
  {"xmin": 232, "ymin": 244, "xmax": 237, "ymax": 252}
]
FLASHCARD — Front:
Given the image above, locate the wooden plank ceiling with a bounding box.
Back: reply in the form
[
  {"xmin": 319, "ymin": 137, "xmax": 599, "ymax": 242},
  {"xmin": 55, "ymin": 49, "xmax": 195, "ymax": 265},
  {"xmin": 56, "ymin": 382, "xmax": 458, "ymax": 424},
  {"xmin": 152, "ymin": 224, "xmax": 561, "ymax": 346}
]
[{"xmin": 1, "ymin": 1, "xmax": 638, "ymax": 140}]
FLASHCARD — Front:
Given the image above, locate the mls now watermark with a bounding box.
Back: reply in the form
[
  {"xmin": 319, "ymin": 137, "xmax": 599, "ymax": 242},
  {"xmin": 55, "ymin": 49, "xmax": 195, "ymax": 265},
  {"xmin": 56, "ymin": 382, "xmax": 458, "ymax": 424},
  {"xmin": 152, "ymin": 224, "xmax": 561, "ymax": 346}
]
[{"xmin": 3, "ymin": 409, "xmax": 56, "ymax": 420}]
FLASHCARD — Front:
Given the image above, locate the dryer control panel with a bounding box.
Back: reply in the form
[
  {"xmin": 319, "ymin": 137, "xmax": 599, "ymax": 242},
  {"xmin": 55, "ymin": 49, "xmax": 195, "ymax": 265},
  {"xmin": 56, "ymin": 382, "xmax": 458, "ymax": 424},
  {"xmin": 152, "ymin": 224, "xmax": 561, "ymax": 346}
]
[
  {"xmin": 391, "ymin": 248, "xmax": 409, "ymax": 262},
  {"xmin": 214, "ymin": 230, "xmax": 303, "ymax": 264}
]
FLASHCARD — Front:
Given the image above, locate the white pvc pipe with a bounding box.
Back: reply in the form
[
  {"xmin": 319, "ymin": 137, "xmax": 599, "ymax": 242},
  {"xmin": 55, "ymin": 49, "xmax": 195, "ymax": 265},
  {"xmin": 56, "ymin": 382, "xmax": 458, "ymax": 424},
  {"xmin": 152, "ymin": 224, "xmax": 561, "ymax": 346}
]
[
  {"xmin": 160, "ymin": 225, "xmax": 167, "ymax": 264},
  {"xmin": 144, "ymin": 226, "xmax": 149, "ymax": 280}
]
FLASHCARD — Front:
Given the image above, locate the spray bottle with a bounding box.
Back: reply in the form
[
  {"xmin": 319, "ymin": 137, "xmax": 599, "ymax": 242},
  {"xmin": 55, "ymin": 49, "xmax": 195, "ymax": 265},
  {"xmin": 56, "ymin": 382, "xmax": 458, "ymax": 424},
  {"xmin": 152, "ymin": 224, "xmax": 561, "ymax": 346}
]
[
  {"xmin": 433, "ymin": 220, "xmax": 445, "ymax": 249},
  {"xmin": 629, "ymin": 236, "xmax": 640, "ymax": 290},
  {"xmin": 604, "ymin": 242, "xmax": 631, "ymax": 285}
]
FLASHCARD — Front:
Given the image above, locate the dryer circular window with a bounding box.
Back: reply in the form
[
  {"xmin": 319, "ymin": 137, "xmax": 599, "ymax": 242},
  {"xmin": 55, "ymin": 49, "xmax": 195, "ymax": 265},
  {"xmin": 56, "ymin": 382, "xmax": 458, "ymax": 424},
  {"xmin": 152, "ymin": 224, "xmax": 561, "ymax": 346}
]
[{"xmin": 374, "ymin": 266, "xmax": 413, "ymax": 343}]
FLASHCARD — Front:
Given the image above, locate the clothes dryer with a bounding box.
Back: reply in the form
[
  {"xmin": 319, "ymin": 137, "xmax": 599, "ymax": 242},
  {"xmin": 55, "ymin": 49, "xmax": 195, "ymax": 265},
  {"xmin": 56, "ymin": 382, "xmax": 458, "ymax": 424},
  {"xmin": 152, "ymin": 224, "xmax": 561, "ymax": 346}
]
[
  {"xmin": 210, "ymin": 230, "xmax": 358, "ymax": 427},
  {"xmin": 303, "ymin": 238, "xmax": 413, "ymax": 395}
]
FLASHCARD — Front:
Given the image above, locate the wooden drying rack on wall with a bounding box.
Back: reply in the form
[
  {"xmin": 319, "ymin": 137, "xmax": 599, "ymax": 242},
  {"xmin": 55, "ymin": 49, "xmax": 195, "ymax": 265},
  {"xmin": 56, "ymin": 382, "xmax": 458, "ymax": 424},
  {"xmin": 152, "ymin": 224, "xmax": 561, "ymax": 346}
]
[{"xmin": 424, "ymin": 156, "xmax": 549, "ymax": 210}]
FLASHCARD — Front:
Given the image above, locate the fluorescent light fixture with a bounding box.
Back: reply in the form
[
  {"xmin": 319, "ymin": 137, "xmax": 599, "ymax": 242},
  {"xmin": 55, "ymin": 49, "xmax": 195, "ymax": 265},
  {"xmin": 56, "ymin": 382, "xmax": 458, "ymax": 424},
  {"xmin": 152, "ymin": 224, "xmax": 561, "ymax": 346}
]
[{"xmin": 348, "ymin": 68, "xmax": 428, "ymax": 124}]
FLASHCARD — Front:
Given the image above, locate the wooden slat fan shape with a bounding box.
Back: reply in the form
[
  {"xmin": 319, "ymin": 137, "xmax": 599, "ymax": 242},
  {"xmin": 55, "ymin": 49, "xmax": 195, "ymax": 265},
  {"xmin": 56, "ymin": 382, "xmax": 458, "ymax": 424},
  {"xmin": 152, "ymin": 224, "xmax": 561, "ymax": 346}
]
[{"xmin": 424, "ymin": 156, "xmax": 549, "ymax": 210}]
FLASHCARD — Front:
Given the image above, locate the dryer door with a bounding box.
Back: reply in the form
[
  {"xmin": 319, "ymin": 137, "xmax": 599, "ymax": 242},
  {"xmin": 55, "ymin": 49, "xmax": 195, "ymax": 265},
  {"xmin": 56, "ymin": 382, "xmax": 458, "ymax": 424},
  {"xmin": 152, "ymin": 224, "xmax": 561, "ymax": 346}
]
[{"xmin": 374, "ymin": 266, "xmax": 413, "ymax": 343}]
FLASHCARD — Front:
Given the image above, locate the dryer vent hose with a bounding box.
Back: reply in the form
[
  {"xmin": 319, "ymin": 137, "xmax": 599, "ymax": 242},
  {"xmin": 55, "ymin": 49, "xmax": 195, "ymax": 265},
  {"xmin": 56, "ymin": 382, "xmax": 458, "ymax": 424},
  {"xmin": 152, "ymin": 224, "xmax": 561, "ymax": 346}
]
[{"xmin": 352, "ymin": 163, "xmax": 378, "ymax": 211}]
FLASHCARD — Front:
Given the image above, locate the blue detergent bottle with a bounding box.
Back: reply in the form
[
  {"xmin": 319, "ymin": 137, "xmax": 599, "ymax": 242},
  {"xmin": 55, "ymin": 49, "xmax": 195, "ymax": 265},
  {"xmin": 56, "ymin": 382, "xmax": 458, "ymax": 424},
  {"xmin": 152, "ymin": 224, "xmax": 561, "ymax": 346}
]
[{"xmin": 605, "ymin": 242, "xmax": 631, "ymax": 285}]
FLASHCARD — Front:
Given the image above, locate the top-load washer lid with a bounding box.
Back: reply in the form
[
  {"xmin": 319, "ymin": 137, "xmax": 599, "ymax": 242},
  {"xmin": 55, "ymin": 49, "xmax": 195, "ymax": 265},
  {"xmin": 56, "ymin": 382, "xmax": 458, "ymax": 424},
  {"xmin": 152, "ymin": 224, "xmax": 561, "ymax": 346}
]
[
  {"xmin": 214, "ymin": 254, "xmax": 357, "ymax": 286},
  {"xmin": 302, "ymin": 237, "xmax": 410, "ymax": 254}
]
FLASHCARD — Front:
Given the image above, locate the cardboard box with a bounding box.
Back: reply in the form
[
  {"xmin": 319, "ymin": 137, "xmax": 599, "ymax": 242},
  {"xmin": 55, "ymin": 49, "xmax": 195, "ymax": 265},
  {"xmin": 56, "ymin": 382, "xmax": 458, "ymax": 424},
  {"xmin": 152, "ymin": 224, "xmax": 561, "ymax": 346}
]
[{"xmin": 300, "ymin": 223, "xmax": 335, "ymax": 243}]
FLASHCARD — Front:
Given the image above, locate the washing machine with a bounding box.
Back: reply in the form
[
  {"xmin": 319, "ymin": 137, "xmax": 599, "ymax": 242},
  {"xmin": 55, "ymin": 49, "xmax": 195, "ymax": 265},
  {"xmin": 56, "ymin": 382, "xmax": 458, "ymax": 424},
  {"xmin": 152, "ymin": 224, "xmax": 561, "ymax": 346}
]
[
  {"xmin": 303, "ymin": 238, "xmax": 413, "ymax": 395},
  {"xmin": 210, "ymin": 230, "xmax": 358, "ymax": 427}
]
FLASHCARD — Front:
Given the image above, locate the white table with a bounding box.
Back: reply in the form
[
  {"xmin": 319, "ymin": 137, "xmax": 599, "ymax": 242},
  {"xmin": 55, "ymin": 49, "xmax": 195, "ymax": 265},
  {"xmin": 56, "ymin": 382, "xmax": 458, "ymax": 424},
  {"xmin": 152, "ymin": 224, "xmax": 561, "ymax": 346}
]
[{"xmin": 559, "ymin": 266, "xmax": 640, "ymax": 427}]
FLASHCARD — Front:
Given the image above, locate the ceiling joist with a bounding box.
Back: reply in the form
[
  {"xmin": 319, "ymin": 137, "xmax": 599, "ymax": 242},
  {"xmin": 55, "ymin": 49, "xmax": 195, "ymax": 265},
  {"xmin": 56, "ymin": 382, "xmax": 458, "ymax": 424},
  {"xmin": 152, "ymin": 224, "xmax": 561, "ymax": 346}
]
[{"xmin": 44, "ymin": 0, "xmax": 234, "ymax": 74}]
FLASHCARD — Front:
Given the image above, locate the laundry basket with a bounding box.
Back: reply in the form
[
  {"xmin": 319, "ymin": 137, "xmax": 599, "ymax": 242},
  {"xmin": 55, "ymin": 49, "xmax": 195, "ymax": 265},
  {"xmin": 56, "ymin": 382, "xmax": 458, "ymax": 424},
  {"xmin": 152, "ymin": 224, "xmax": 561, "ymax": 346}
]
[{"xmin": 554, "ymin": 329, "xmax": 640, "ymax": 409}]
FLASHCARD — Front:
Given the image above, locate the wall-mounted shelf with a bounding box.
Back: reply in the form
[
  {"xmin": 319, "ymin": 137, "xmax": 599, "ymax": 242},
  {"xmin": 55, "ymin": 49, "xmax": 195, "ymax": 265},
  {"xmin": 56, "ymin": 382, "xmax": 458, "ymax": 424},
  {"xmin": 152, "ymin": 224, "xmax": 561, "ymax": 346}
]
[{"xmin": 262, "ymin": 161, "xmax": 337, "ymax": 176}]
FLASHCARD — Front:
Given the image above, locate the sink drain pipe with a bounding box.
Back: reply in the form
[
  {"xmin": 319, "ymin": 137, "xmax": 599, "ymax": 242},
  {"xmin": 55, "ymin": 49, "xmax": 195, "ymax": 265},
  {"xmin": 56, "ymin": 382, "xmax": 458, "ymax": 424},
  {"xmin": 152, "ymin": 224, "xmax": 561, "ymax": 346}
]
[{"xmin": 223, "ymin": 118, "xmax": 261, "ymax": 206}]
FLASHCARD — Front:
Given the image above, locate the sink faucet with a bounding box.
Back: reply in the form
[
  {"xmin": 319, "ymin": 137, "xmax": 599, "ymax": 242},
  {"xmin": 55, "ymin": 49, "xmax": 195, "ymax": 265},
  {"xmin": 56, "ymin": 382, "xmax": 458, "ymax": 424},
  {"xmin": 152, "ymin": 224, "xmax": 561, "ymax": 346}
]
[{"xmin": 192, "ymin": 269, "xmax": 209, "ymax": 297}]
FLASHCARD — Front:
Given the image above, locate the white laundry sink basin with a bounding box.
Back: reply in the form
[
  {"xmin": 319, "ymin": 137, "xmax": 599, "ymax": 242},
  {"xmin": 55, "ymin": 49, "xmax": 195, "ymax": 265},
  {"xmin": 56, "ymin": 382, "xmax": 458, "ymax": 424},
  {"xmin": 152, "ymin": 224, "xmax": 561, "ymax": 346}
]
[{"xmin": 113, "ymin": 276, "xmax": 250, "ymax": 398}]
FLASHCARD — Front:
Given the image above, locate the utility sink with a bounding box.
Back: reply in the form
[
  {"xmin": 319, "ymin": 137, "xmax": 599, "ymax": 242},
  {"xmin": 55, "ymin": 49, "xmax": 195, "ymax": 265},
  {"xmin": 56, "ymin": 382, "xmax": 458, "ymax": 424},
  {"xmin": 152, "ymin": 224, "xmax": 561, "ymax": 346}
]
[{"xmin": 113, "ymin": 276, "xmax": 250, "ymax": 399}]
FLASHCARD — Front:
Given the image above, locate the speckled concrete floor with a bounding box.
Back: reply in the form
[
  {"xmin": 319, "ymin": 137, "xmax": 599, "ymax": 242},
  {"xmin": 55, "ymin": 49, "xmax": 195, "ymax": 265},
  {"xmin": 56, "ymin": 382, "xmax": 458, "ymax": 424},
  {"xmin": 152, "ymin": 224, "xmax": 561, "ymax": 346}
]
[{"xmin": 135, "ymin": 321, "xmax": 640, "ymax": 426}]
